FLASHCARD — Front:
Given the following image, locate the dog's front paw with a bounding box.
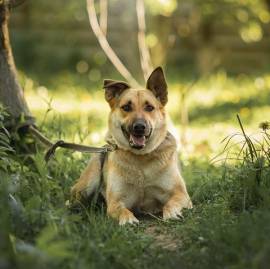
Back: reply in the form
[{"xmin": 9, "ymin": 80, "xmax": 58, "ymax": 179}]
[
  {"xmin": 119, "ymin": 208, "xmax": 139, "ymax": 225},
  {"xmin": 163, "ymin": 204, "xmax": 183, "ymax": 220}
]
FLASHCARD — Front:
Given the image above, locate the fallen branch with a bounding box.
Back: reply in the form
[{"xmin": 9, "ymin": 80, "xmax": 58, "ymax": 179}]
[
  {"xmin": 99, "ymin": 0, "xmax": 107, "ymax": 36},
  {"xmin": 86, "ymin": 0, "xmax": 141, "ymax": 88},
  {"xmin": 136, "ymin": 0, "xmax": 153, "ymax": 82}
]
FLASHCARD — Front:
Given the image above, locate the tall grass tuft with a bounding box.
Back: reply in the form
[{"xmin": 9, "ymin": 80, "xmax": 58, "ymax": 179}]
[{"xmin": 217, "ymin": 114, "xmax": 270, "ymax": 211}]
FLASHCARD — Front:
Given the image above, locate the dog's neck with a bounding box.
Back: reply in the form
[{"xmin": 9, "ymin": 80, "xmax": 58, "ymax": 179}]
[{"xmin": 105, "ymin": 130, "xmax": 175, "ymax": 156}]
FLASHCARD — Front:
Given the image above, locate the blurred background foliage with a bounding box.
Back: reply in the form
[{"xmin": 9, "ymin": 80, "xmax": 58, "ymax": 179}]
[{"xmin": 9, "ymin": 0, "xmax": 270, "ymax": 83}]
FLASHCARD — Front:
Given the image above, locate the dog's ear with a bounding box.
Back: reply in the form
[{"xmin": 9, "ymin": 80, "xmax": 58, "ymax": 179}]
[
  {"xmin": 146, "ymin": 67, "xmax": 168, "ymax": 106},
  {"xmin": 103, "ymin": 80, "xmax": 130, "ymax": 107}
]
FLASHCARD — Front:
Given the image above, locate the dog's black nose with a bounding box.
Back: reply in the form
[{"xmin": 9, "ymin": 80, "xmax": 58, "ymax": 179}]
[{"xmin": 132, "ymin": 119, "xmax": 146, "ymax": 135}]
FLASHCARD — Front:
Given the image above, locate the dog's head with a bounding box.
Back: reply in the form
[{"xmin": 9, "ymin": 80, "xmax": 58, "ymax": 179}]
[{"xmin": 104, "ymin": 67, "xmax": 168, "ymax": 154}]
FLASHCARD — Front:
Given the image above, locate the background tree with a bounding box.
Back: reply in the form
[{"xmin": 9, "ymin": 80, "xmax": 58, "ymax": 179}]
[{"xmin": 0, "ymin": 0, "xmax": 34, "ymax": 129}]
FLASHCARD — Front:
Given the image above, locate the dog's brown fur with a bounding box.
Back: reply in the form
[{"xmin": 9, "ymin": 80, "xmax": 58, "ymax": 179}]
[{"xmin": 71, "ymin": 67, "xmax": 192, "ymax": 225}]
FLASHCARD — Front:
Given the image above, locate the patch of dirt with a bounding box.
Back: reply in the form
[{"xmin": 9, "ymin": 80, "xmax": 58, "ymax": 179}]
[{"xmin": 144, "ymin": 225, "xmax": 182, "ymax": 251}]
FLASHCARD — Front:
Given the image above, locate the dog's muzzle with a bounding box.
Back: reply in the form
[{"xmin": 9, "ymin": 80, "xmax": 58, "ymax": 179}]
[{"xmin": 121, "ymin": 119, "xmax": 152, "ymax": 149}]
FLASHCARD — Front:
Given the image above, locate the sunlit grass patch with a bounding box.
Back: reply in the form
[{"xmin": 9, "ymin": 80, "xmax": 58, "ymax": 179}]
[{"xmin": 23, "ymin": 71, "xmax": 270, "ymax": 160}]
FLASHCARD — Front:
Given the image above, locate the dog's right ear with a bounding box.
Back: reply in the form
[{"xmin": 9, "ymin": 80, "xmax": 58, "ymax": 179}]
[{"xmin": 103, "ymin": 80, "xmax": 130, "ymax": 107}]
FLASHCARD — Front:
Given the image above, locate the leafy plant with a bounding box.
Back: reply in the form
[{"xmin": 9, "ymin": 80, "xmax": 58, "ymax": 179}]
[{"xmin": 0, "ymin": 106, "xmax": 15, "ymax": 171}]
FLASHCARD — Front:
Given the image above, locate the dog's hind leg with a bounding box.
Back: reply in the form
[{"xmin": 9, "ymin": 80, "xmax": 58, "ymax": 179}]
[{"xmin": 71, "ymin": 154, "xmax": 104, "ymax": 201}]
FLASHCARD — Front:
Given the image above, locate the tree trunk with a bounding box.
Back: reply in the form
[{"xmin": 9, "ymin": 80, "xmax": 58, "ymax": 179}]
[
  {"xmin": 0, "ymin": 1, "xmax": 34, "ymax": 128},
  {"xmin": 195, "ymin": 20, "xmax": 219, "ymax": 75}
]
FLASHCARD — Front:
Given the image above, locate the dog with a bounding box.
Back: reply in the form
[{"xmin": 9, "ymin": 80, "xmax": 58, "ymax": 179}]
[{"xmin": 71, "ymin": 67, "xmax": 192, "ymax": 225}]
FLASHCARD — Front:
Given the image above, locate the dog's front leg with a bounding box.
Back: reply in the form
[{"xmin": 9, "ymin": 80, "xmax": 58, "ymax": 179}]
[
  {"xmin": 107, "ymin": 199, "xmax": 139, "ymax": 225},
  {"xmin": 106, "ymin": 187, "xmax": 139, "ymax": 225},
  {"xmin": 163, "ymin": 181, "xmax": 192, "ymax": 220}
]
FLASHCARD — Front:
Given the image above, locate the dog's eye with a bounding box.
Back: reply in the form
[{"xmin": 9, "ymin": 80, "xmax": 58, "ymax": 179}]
[
  {"xmin": 145, "ymin": 104, "xmax": 155, "ymax": 112},
  {"xmin": 121, "ymin": 104, "xmax": 132, "ymax": 112}
]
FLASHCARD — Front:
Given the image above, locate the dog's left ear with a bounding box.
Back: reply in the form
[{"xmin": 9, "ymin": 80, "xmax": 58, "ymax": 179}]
[
  {"xmin": 146, "ymin": 67, "xmax": 168, "ymax": 106},
  {"xmin": 103, "ymin": 80, "xmax": 130, "ymax": 107}
]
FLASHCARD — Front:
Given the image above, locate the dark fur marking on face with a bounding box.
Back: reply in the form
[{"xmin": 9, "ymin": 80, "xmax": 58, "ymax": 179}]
[
  {"xmin": 121, "ymin": 101, "xmax": 132, "ymax": 112},
  {"xmin": 144, "ymin": 101, "xmax": 155, "ymax": 112}
]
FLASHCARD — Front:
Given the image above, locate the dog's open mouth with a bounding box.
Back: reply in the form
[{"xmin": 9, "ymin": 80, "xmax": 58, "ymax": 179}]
[
  {"xmin": 129, "ymin": 134, "xmax": 146, "ymax": 149},
  {"xmin": 121, "ymin": 126, "xmax": 151, "ymax": 149}
]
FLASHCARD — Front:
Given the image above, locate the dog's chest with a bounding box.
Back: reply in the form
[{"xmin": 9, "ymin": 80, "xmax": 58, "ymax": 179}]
[
  {"xmin": 114, "ymin": 150, "xmax": 173, "ymax": 185},
  {"xmin": 107, "ymin": 149, "xmax": 175, "ymax": 209}
]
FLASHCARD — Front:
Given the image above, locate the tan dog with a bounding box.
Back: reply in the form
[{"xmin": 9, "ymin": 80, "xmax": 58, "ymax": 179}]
[{"xmin": 71, "ymin": 67, "xmax": 192, "ymax": 225}]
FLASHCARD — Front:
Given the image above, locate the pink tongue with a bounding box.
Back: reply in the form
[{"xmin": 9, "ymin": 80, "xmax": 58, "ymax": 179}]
[{"xmin": 130, "ymin": 134, "xmax": 146, "ymax": 146}]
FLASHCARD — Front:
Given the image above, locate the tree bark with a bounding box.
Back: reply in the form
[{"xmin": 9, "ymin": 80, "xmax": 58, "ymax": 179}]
[{"xmin": 0, "ymin": 1, "xmax": 34, "ymax": 128}]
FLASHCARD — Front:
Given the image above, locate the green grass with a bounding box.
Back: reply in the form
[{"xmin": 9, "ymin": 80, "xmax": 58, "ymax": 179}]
[{"xmin": 1, "ymin": 71, "xmax": 270, "ymax": 269}]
